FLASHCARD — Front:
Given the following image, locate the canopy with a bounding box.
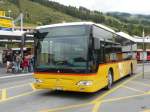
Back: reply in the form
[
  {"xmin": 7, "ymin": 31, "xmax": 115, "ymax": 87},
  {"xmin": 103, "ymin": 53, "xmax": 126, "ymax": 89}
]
[{"xmin": 0, "ymin": 30, "xmax": 33, "ymax": 41}]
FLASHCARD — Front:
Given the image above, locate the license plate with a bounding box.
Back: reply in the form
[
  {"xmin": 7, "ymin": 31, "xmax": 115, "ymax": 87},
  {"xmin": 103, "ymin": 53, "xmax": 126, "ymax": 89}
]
[{"xmin": 55, "ymin": 87, "xmax": 63, "ymax": 91}]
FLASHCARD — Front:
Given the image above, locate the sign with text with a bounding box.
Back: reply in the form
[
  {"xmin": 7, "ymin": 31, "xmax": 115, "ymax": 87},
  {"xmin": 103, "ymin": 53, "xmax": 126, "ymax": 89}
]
[{"xmin": 0, "ymin": 18, "xmax": 13, "ymax": 28}]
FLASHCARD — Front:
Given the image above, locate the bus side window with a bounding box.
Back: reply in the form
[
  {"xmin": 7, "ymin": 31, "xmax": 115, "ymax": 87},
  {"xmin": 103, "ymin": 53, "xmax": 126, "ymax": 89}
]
[
  {"xmin": 105, "ymin": 42, "xmax": 112, "ymax": 62},
  {"xmin": 99, "ymin": 42, "xmax": 105, "ymax": 63},
  {"xmin": 94, "ymin": 40, "xmax": 105, "ymax": 64}
]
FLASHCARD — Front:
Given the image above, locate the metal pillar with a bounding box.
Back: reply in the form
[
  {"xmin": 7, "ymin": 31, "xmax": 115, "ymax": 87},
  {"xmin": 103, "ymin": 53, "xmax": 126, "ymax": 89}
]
[
  {"xmin": 142, "ymin": 30, "xmax": 145, "ymax": 79},
  {"xmin": 20, "ymin": 13, "xmax": 23, "ymax": 32},
  {"xmin": 21, "ymin": 34, "xmax": 25, "ymax": 58}
]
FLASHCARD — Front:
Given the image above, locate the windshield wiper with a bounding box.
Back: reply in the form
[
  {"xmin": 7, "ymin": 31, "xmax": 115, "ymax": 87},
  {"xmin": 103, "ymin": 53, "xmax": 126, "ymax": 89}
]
[{"xmin": 55, "ymin": 61, "xmax": 74, "ymax": 66}]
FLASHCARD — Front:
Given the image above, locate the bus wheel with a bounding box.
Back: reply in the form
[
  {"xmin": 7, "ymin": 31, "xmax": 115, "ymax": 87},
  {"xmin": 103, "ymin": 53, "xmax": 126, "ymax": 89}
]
[
  {"xmin": 130, "ymin": 64, "xmax": 133, "ymax": 76},
  {"xmin": 107, "ymin": 70, "xmax": 113, "ymax": 90}
]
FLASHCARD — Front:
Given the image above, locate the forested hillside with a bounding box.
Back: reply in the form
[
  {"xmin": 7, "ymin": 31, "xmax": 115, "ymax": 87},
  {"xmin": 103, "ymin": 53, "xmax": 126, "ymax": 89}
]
[
  {"xmin": 0, "ymin": 0, "xmax": 80, "ymax": 27},
  {"xmin": 30, "ymin": 0, "xmax": 150, "ymax": 36},
  {"xmin": 0, "ymin": 0, "xmax": 150, "ymax": 36}
]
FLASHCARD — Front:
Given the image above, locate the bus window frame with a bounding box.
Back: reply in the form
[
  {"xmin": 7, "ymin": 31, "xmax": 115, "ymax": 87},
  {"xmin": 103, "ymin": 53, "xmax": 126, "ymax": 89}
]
[{"xmin": 34, "ymin": 25, "xmax": 97, "ymax": 73}]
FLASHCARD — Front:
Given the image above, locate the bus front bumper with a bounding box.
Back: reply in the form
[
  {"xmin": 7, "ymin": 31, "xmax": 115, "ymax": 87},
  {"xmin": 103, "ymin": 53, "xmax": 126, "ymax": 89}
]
[{"xmin": 33, "ymin": 80, "xmax": 97, "ymax": 93}]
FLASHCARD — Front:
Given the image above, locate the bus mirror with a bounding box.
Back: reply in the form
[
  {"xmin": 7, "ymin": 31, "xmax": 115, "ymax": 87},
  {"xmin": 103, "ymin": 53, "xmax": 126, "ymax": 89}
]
[{"xmin": 94, "ymin": 38, "xmax": 100, "ymax": 49}]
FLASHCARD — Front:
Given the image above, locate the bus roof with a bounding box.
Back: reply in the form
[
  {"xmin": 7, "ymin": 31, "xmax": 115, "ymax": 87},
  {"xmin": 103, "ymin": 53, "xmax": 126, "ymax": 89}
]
[{"xmin": 36, "ymin": 22, "xmax": 115, "ymax": 33}]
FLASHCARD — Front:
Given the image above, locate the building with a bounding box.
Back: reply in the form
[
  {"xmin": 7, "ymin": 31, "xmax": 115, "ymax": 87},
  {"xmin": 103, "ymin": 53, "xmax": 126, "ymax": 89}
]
[{"xmin": 117, "ymin": 32, "xmax": 150, "ymax": 61}]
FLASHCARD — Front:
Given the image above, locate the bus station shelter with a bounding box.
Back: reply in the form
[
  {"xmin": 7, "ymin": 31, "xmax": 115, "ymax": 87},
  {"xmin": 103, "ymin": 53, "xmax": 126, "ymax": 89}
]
[
  {"xmin": 0, "ymin": 30, "xmax": 33, "ymax": 42},
  {"xmin": 0, "ymin": 30, "xmax": 34, "ymax": 63}
]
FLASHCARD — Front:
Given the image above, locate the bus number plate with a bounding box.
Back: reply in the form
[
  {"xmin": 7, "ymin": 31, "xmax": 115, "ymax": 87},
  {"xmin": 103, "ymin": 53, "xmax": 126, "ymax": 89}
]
[{"xmin": 55, "ymin": 87, "xmax": 63, "ymax": 91}]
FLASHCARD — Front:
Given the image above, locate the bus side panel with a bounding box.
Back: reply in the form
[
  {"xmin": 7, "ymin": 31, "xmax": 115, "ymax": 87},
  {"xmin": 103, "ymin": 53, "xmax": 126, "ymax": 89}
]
[
  {"xmin": 96, "ymin": 60, "xmax": 137, "ymax": 90},
  {"xmin": 117, "ymin": 60, "xmax": 137, "ymax": 80},
  {"xmin": 33, "ymin": 60, "xmax": 137, "ymax": 93},
  {"xmin": 95, "ymin": 63, "xmax": 120, "ymax": 90},
  {"xmin": 118, "ymin": 61, "xmax": 129, "ymax": 78},
  {"xmin": 95, "ymin": 65, "xmax": 108, "ymax": 90}
]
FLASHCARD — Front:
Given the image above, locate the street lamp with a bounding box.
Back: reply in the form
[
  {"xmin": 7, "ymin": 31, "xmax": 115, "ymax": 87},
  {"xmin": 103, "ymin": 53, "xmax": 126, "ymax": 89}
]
[
  {"xmin": 8, "ymin": 10, "xmax": 12, "ymax": 17},
  {"xmin": 142, "ymin": 29, "xmax": 145, "ymax": 79}
]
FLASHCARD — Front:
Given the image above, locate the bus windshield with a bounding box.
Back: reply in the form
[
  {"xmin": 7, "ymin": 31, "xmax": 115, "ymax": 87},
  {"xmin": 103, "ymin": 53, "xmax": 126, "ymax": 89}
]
[{"xmin": 35, "ymin": 25, "xmax": 91, "ymax": 73}]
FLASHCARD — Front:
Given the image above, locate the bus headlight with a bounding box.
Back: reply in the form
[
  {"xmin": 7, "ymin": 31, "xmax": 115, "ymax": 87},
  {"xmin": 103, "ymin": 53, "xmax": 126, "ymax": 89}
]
[
  {"xmin": 35, "ymin": 79, "xmax": 43, "ymax": 83},
  {"xmin": 77, "ymin": 81, "xmax": 93, "ymax": 86}
]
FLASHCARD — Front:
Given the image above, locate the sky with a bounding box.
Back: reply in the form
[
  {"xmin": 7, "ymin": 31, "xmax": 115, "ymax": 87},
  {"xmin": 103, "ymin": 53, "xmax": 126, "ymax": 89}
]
[{"xmin": 51, "ymin": 0, "xmax": 150, "ymax": 15}]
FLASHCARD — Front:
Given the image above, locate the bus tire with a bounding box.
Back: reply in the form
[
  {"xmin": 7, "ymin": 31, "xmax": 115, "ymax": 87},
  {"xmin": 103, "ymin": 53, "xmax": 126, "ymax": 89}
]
[
  {"xmin": 129, "ymin": 64, "xmax": 133, "ymax": 76},
  {"xmin": 106, "ymin": 69, "xmax": 113, "ymax": 90}
]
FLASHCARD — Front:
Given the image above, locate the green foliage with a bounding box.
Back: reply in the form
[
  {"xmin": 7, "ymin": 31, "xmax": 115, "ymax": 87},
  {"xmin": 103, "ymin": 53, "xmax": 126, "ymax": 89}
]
[
  {"xmin": 107, "ymin": 12, "xmax": 150, "ymax": 36},
  {"xmin": 30, "ymin": 0, "xmax": 150, "ymax": 36},
  {"xmin": 0, "ymin": 0, "xmax": 80, "ymax": 26},
  {"xmin": 0, "ymin": 0, "xmax": 20, "ymax": 17},
  {"xmin": 0, "ymin": 0, "xmax": 150, "ymax": 36}
]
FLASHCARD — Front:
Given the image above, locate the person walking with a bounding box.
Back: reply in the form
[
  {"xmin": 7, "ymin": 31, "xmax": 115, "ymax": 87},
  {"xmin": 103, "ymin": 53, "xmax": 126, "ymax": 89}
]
[
  {"xmin": 15, "ymin": 53, "xmax": 22, "ymax": 73},
  {"xmin": 28, "ymin": 53, "xmax": 34, "ymax": 72},
  {"xmin": 5, "ymin": 51, "xmax": 13, "ymax": 73},
  {"xmin": 22, "ymin": 55, "xmax": 29, "ymax": 73}
]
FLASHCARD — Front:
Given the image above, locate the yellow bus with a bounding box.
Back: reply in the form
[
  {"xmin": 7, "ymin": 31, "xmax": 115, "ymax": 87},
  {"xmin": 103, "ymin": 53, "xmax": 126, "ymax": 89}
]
[{"xmin": 33, "ymin": 22, "xmax": 136, "ymax": 93}]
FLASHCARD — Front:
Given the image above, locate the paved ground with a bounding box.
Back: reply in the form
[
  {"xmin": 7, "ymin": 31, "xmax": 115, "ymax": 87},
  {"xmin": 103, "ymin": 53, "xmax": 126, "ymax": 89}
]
[{"xmin": 0, "ymin": 64, "xmax": 150, "ymax": 112}]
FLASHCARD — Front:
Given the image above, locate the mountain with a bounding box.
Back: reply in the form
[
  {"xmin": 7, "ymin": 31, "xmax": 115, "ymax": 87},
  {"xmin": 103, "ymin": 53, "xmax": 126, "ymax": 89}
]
[
  {"xmin": 107, "ymin": 12, "xmax": 150, "ymax": 27},
  {"xmin": 0, "ymin": 0, "xmax": 80, "ymax": 27},
  {"xmin": 29, "ymin": 0, "xmax": 150, "ymax": 36},
  {"xmin": 0, "ymin": 0, "xmax": 150, "ymax": 36}
]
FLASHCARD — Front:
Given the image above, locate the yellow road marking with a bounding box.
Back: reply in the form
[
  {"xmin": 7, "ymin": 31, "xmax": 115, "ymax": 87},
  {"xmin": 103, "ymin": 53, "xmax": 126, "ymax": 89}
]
[
  {"xmin": 0, "ymin": 90, "xmax": 39, "ymax": 103},
  {"xmin": 0, "ymin": 72, "xmax": 146, "ymax": 111},
  {"xmin": 91, "ymin": 73, "xmax": 142, "ymax": 112},
  {"xmin": 102, "ymin": 93, "xmax": 149, "ymax": 103},
  {"xmin": 41, "ymin": 73, "xmax": 142, "ymax": 112},
  {"xmin": 92, "ymin": 101, "xmax": 102, "ymax": 112},
  {"xmin": 2, "ymin": 82, "xmax": 35, "ymax": 91},
  {"xmin": 91, "ymin": 73, "xmax": 141, "ymax": 104},
  {"xmin": 0, "ymin": 83, "xmax": 34, "ymax": 101},
  {"xmin": 41, "ymin": 102, "xmax": 92, "ymax": 112},
  {"xmin": 0, "ymin": 82, "xmax": 39, "ymax": 102},
  {"xmin": 122, "ymin": 85, "xmax": 145, "ymax": 93},
  {"xmin": 92, "ymin": 74, "xmax": 141, "ymax": 110},
  {"xmin": 1, "ymin": 89, "xmax": 7, "ymax": 100},
  {"xmin": 147, "ymin": 91, "xmax": 150, "ymax": 94},
  {"xmin": 142, "ymin": 109, "xmax": 150, "ymax": 112},
  {"xmin": 130, "ymin": 81, "xmax": 150, "ymax": 88},
  {"xmin": 30, "ymin": 83, "xmax": 36, "ymax": 91}
]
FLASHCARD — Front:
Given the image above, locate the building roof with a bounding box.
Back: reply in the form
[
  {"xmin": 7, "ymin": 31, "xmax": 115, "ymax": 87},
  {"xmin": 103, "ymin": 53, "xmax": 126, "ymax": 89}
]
[
  {"xmin": 0, "ymin": 30, "xmax": 25, "ymax": 40},
  {"xmin": 135, "ymin": 38, "xmax": 150, "ymax": 43},
  {"xmin": 0, "ymin": 30, "xmax": 24, "ymax": 36}
]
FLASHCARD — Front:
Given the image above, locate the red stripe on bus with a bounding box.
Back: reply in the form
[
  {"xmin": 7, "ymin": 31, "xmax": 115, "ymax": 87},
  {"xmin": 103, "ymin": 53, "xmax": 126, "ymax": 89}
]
[{"xmin": 34, "ymin": 72, "xmax": 96, "ymax": 76}]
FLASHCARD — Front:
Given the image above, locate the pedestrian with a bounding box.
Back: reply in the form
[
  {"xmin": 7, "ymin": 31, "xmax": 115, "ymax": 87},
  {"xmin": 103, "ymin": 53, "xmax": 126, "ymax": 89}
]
[
  {"xmin": 29, "ymin": 54, "xmax": 34, "ymax": 72},
  {"xmin": 15, "ymin": 53, "xmax": 22, "ymax": 73},
  {"xmin": 27, "ymin": 53, "xmax": 34, "ymax": 72},
  {"xmin": 5, "ymin": 51, "xmax": 13, "ymax": 73},
  {"xmin": 22, "ymin": 55, "xmax": 29, "ymax": 73},
  {"xmin": 2, "ymin": 50, "xmax": 7, "ymax": 66}
]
